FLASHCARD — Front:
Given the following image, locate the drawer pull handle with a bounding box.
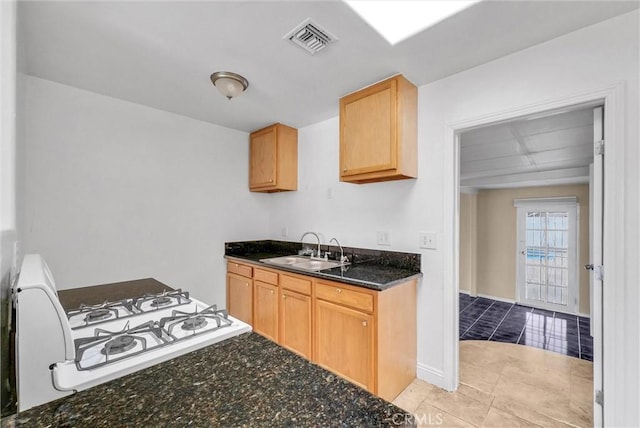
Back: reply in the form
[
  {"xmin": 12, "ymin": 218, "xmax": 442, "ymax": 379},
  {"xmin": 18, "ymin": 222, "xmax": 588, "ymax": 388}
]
[
  {"xmin": 362, "ymin": 321, "xmax": 367, "ymax": 327},
  {"xmin": 336, "ymin": 288, "xmax": 342, "ymax": 294}
]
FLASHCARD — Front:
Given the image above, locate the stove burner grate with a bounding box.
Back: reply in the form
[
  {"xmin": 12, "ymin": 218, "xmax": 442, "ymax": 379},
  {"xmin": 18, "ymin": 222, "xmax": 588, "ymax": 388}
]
[
  {"xmin": 159, "ymin": 305, "xmax": 233, "ymax": 337},
  {"xmin": 151, "ymin": 296, "xmax": 172, "ymax": 307},
  {"xmin": 134, "ymin": 289, "xmax": 191, "ymax": 312},
  {"xmin": 101, "ymin": 335, "xmax": 137, "ymax": 355},
  {"xmin": 181, "ymin": 316, "xmax": 208, "ymax": 331},
  {"xmin": 85, "ymin": 308, "xmax": 114, "ymax": 322}
]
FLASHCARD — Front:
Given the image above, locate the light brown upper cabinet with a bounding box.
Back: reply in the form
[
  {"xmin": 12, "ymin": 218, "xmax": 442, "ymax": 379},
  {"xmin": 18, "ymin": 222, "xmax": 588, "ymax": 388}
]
[
  {"xmin": 249, "ymin": 123, "xmax": 298, "ymax": 192},
  {"xmin": 339, "ymin": 75, "xmax": 417, "ymax": 184}
]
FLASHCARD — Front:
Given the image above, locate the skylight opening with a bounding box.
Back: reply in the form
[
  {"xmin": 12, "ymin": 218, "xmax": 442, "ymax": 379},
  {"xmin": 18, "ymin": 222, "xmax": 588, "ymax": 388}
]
[{"xmin": 344, "ymin": 0, "xmax": 481, "ymax": 45}]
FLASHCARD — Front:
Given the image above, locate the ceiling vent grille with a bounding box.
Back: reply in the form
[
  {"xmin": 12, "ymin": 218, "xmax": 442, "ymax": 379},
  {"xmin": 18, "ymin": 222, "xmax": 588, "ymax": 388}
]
[{"xmin": 284, "ymin": 18, "xmax": 338, "ymax": 55}]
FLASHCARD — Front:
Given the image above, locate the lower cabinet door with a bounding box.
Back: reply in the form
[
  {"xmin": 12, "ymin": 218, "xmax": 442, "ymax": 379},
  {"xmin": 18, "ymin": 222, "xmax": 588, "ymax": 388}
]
[
  {"xmin": 253, "ymin": 281, "xmax": 278, "ymax": 341},
  {"xmin": 314, "ymin": 299, "xmax": 374, "ymax": 392},
  {"xmin": 279, "ymin": 289, "xmax": 312, "ymax": 359},
  {"xmin": 227, "ymin": 273, "xmax": 253, "ymax": 325}
]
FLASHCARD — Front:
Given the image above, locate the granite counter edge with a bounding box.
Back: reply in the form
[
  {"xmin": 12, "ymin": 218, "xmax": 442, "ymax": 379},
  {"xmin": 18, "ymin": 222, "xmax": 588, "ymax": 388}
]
[{"xmin": 224, "ymin": 255, "xmax": 422, "ymax": 291}]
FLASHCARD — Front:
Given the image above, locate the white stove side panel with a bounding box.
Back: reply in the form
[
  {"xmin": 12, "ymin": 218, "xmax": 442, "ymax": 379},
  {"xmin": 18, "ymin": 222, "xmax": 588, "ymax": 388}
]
[{"xmin": 16, "ymin": 286, "xmax": 72, "ymax": 411}]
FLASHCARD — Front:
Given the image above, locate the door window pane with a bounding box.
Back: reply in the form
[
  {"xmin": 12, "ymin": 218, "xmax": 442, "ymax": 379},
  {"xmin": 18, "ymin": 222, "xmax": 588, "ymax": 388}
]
[{"xmin": 525, "ymin": 210, "xmax": 569, "ymax": 308}]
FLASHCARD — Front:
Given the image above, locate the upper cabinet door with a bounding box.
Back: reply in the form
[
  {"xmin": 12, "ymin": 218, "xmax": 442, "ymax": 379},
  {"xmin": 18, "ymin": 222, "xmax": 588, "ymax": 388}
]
[
  {"xmin": 249, "ymin": 126, "xmax": 277, "ymax": 189},
  {"xmin": 339, "ymin": 75, "xmax": 417, "ymax": 184},
  {"xmin": 341, "ymin": 79, "xmax": 397, "ymax": 176},
  {"xmin": 249, "ymin": 123, "xmax": 298, "ymax": 193}
]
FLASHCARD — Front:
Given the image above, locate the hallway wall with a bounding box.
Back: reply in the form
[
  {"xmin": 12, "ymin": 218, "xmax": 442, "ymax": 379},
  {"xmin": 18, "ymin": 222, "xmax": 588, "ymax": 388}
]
[{"xmin": 459, "ymin": 184, "xmax": 590, "ymax": 314}]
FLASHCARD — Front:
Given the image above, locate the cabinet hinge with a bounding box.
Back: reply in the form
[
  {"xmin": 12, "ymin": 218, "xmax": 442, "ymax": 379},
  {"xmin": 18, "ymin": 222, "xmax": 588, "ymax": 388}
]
[
  {"xmin": 595, "ymin": 389, "xmax": 604, "ymax": 406},
  {"xmin": 594, "ymin": 140, "xmax": 604, "ymax": 156}
]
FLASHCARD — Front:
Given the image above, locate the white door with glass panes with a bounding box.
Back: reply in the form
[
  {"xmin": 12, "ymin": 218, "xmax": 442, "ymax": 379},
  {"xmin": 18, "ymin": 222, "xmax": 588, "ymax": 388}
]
[{"xmin": 514, "ymin": 197, "xmax": 579, "ymax": 313}]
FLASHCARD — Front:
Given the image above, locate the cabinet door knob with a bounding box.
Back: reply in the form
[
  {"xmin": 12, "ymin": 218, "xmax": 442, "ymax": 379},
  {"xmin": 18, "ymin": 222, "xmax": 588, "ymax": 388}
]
[
  {"xmin": 282, "ymin": 295, "xmax": 287, "ymax": 300},
  {"xmin": 270, "ymin": 290, "xmax": 274, "ymax": 294},
  {"xmin": 336, "ymin": 288, "xmax": 342, "ymax": 294},
  {"xmin": 362, "ymin": 321, "xmax": 367, "ymax": 327},
  {"xmin": 269, "ymin": 179, "xmax": 273, "ymax": 183},
  {"xmin": 343, "ymin": 167, "xmax": 347, "ymax": 172},
  {"xmin": 245, "ymin": 283, "xmax": 249, "ymax": 287},
  {"xmin": 234, "ymin": 263, "xmax": 238, "ymax": 267}
]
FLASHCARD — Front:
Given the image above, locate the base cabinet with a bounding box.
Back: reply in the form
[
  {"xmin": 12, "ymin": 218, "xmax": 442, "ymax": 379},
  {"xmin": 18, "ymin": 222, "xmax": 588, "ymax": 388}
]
[
  {"xmin": 226, "ymin": 259, "xmax": 416, "ymax": 401},
  {"xmin": 253, "ymin": 281, "xmax": 279, "ymax": 342},
  {"xmin": 279, "ymin": 289, "xmax": 312, "ymax": 359},
  {"xmin": 227, "ymin": 273, "xmax": 253, "ymax": 325},
  {"xmin": 315, "ymin": 299, "xmax": 374, "ymax": 391}
]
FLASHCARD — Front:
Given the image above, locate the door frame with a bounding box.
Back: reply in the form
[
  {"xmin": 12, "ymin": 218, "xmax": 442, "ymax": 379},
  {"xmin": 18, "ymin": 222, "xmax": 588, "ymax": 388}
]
[
  {"xmin": 442, "ymin": 82, "xmax": 625, "ymax": 427},
  {"xmin": 514, "ymin": 197, "xmax": 580, "ymax": 314}
]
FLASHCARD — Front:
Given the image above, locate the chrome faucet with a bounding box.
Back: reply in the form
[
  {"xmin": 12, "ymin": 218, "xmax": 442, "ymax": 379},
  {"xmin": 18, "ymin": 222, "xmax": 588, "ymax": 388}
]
[
  {"xmin": 300, "ymin": 231, "xmax": 321, "ymax": 259},
  {"xmin": 329, "ymin": 237, "xmax": 348, "ymax": 263}
]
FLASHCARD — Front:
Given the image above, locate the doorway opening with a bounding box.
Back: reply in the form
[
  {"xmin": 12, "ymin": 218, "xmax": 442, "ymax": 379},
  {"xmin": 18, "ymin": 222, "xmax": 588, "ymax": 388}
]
[{"xmin": 453, "ymin": 102, "xmax": 603, "ymax": 426}]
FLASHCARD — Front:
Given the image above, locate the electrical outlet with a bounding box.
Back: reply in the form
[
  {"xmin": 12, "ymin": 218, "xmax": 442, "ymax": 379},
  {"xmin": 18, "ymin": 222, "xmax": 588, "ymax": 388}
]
[
  {"xmin": 419, "ymin": 232, "xmax": 437, "ymax": 250},
  {"xmin": 281, "ymin": 227, "xmax": 288, "ymax": 237},
  {"xmin": 377, "ymin": 231, "xmax": 391, "ymax": 246}
]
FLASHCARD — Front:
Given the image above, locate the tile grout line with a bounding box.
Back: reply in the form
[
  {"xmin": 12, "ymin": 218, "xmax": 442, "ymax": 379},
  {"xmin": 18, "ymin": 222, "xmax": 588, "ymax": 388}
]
[
  {"xmin": 516, "ymin": 307, "xmax": 534, "ymax": 344},
  {"xmin": 459, "ymin": 297, "xmax": 478, "ymax": 315},
  {"xmin": 544, "ymin": 311, "xmax": 557, "ymax": 349},
  {"xmin": 461, "ymin": 301, "xmax": 495, "ymax": 337},
  {"xmin": 488, "ymin": 303, "xmax": 515, "ymax": 341},
  {"xmin": 577, "ymin": 317, "xmax": 582, "ymax": 359}
]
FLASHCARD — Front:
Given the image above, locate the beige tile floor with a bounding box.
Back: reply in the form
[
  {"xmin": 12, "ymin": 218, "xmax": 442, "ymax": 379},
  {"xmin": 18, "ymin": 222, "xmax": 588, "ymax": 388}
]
[{"xmin": 393, "ymin": 341, "xmax": 594, "ymax": 428}]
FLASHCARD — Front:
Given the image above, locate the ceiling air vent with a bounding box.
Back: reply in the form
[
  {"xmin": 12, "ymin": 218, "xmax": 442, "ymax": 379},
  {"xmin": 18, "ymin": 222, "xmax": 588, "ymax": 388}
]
[{"xmin": 284, "ymin": 18, "xmax": 338, "ymax": 55}]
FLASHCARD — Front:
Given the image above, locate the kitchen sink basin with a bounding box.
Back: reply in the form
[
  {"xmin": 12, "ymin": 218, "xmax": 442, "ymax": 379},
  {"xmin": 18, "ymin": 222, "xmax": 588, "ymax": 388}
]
[
  {"xmin": 259, "ymin": 256, "xmax": 309, "ymax": 266},
  {"xmin": 260, "ymin": 256, "xmax": 348, "ymax": 272}
]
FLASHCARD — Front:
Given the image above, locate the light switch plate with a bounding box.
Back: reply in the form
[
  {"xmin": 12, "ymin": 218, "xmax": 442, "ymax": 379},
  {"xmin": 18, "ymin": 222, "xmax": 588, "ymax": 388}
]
[{"xmin": 419, "ymin": 231, "xmax": 437, "ymax": 250}]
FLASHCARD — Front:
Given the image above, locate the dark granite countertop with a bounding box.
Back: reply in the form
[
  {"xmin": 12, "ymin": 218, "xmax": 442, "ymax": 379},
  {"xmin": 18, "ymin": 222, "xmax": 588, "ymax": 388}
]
[
  {"xmin": 225, "ymin": 240, "xmax": 422, "ymax": 291},
  {"xmin": 3, "ymin": 333, "xmax": 414, "ymax": 427}
]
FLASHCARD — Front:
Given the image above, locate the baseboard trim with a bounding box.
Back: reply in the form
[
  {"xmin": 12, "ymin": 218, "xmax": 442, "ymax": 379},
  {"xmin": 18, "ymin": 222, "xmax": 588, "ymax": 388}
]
[
  {"xmin": 416, "ymin": 363, "xmax": 446, "ymax": 390},
  {"xmin": 476, "ymin": 293, "xmax": 515, "ymax": 304}
]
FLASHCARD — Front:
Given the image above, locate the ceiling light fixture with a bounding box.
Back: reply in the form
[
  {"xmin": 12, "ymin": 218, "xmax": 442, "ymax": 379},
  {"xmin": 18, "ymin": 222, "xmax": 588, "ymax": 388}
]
[
  {"xmin": 344, "ymin": 0, "xmax": 481, "ymax": 45},
  {"xmin": 210, "ymin": 71, "xmax": 249, "ymax": 100}
]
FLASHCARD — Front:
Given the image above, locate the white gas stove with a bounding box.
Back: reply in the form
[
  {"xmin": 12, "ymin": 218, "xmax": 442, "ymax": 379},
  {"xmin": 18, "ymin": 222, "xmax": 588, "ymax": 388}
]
[{"xmin": 14, "ymin": 254, "xmax": 252, "ymax": 412}]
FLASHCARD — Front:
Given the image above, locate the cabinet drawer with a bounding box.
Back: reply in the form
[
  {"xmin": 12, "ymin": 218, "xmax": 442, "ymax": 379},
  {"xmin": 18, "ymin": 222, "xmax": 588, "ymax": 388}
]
[
  {"xmin": 280, "ymin": 274, "xmax": 311, "ymax": 295},
  {"xmin": 254, "ymin": 268, "xmax": 278, "ymax": 285},
  {"xmin": 227, "ymin": 261, "xmax": 252, "ymax": 278},
  {"xmin": 315, "ymin": 282, "xmax": 374, "ymax": 313}
]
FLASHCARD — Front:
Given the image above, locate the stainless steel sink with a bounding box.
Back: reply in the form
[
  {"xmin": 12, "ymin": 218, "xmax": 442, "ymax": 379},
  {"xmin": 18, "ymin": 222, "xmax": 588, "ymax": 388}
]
[
  {"xmin": 260, "ymin": 256, "xmax": 348, "ymax": 272},
  {"xmin": 259, "ymin": 256, "xmax": 309, "ymax": 266}
]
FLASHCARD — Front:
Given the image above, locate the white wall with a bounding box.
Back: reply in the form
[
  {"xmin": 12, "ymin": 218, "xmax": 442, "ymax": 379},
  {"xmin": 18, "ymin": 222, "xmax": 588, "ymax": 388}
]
[
  {"xmin": 21, "ymin": 76, "xmax": 271, "ymax": 306},
  {"xmin": 1, "ymin": 0, "xmax": 18, "ymax": 412},
  {"xmin": 1, "ymin": 0, "xmax": 17, "ymax": 231},
  {"xmin": 270, "ymin": 10, "xmax": 639, "ymax": 426}
]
